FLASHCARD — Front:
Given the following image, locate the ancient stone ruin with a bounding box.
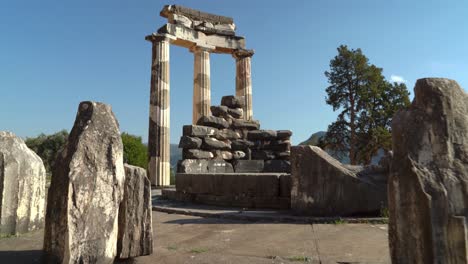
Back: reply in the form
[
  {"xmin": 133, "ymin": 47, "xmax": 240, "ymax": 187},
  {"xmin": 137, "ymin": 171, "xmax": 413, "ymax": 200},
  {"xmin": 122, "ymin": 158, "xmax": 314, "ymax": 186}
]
[
  {"xmin": 43, "ymin": 102, "xmax": 125, "ymax": 263},
  {"xmin": 290, "ymin": 146, "xmax": 388, "ymax": 216},
  {"xmin": 0, "ymin": 131, "xmax": 46, "ymax": 235},
  {"xmin": 388, "ymin": 78, "xmax": 468, "ymax": 263},
  {"xmin": 117, "ymin": 164, "xmax": 153, "ymax": 259},
  {"xmin": 178, "ymin": 95, "xmax": 292, "ymax": 174},
  {"xmin": 146, "ymin": 5, "xmax": 255, "ymax": 186}
]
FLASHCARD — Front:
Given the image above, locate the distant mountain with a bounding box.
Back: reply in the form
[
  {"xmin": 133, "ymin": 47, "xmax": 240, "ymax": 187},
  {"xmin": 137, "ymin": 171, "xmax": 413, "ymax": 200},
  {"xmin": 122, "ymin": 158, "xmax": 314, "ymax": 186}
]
[
  {"xmin": 299, "ymin": 131, "xmax": 384, "ymax": 165},
  {"xmin": 299, "ymin": 131, "xmax": 326, "ymax": 146}
]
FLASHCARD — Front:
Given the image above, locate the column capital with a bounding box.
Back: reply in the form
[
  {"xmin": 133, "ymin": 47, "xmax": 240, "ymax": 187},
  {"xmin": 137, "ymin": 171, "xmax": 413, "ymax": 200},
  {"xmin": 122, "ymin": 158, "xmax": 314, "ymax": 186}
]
[
  {"xmin": 145, "ymin": 33, "xmax": 176, "ymax": 43},
  {"xmin": 232, "ymin": 49, "xmax": 255, "ymax": 59},
  {"xmin": 189, "ymin": 44, "xmax": 215, "ymax": 53}
]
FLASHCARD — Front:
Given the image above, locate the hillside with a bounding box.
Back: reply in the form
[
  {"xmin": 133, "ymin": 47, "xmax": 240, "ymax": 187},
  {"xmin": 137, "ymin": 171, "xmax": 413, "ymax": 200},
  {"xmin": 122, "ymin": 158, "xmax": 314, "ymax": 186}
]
[
  {"xmin": 299, "ymin": 131, "xmax": 326, "ymax": 146},
  {"xmin": 170, "ymin": 143, "xmax": 182, "ymax": 168}
]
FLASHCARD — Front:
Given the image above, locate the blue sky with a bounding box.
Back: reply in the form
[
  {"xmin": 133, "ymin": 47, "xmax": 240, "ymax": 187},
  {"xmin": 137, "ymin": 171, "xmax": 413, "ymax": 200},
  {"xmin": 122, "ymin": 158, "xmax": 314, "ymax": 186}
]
[{"xmin": 1, "ymin": 0, "xmax": 467, "ymax": 144}]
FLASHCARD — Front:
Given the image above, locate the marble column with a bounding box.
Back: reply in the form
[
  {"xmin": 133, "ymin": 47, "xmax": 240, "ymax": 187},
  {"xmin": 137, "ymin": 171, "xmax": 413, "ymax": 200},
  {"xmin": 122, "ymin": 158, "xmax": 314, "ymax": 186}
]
[
  {"xmin": 146, "ymin": 35, "xmax": 171, "ymax": 186},
  {"xmin": 191, "ymin": 46, "xmax": 212, "ymax": 124},
  {"xmin": 233, "ymin": 49, "xmax": 254, "ymax": 120}
]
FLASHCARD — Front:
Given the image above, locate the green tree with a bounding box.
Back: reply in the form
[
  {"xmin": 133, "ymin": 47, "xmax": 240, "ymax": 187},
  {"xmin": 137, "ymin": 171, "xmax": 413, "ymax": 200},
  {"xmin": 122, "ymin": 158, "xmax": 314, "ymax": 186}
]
[
  {"xmin": 323, "ymin": 45, "xmax": 410, "ymax": 165},
  {"xmin": 25, "ymin": 130, "xmax": 69, "ymax": 173},
  {"xmin": 121, "ymin": 133, "xmax": 148, "ymax": 169}
]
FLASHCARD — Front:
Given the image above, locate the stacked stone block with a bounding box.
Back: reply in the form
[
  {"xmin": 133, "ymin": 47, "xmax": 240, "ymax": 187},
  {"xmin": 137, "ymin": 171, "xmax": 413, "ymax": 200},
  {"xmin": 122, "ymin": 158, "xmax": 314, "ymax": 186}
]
[{"xmin": 178, "ymin": 95, "xmax": 292, "ymax": 173}]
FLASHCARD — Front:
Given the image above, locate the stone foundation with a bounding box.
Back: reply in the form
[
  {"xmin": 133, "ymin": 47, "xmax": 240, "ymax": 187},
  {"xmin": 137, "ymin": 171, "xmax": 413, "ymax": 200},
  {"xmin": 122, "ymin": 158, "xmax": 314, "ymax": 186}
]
[{"xmin": 163, "ymin": 172, "xmax": 291, "ymax": 209}]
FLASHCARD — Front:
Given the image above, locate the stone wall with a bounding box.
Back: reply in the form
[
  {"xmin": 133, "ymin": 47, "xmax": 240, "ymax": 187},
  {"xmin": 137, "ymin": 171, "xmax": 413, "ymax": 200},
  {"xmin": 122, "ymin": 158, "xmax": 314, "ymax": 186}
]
[{"xmin": 178, "ymin": 95, "xmax": 292, "ymax": 174}]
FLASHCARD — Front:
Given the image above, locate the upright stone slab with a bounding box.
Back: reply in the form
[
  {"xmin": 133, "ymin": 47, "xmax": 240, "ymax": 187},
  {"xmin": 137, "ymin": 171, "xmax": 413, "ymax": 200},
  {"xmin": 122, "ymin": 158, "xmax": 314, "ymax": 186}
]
[
  {"xmin": 43, "ymin": 101, "xmax": 125, "ymax": 264},
  {"xmin": 0, "ymin": 131, "xmax": 46, "ymax": 235},
  {"xmin": 389, "ymin": 78, "xmax": 468, "ymax": 263},
  {"xmin": 290, "ymin": 146, "xmax": 387, "ymax": 216},
  {"xmin": 117, "ymin": 164, "xmax": 153, "ymax": 259}
]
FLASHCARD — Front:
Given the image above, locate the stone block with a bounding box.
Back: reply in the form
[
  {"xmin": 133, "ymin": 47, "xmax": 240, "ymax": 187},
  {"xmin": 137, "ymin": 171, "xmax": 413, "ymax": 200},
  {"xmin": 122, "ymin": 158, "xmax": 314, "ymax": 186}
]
[
  {"xmin": 276, "ymin": 151, "xmax": 291, "ymax": 160},
  {"xmin": 183, "ymin": 149, "xmax": 214, "ymax": 159},
  {"xmin": 232, "ymin": 150, "xmax": 246, "ymax": 160},
  {"xmin": 231, "ymin": 119, "xmax": 260, "ymax": 130},
  {"xmin": 178, "ymin": 136, "xmax": 202, "ymax": 149},
  {"xmin": 213, "ymin": 150, "xmax": 233, "ymax": 160},
  {"xmin": 279, "ymin": 175, "xmax": 292, "ymax": 198},
  {"xmin": 252, "ymin": 150, "xmax": 276, "ymax": 160},
  {"xmin": 207, "ymin": 160, "xmax": 234, "ymax": 173},
  {"xmin": 44, "ymin": 101, "xmax": 125, "ymax": 263},
  {"xmin": 290, "ymin": 146, "xmax": 386, "ymax": 217},
  {"xmin": 264, "ymin": 160, "xmax": 291, "ymax": 173},
  {"xmin": 183, "ymin": 125, "xmax": 218, "ymax": 137},
  {"xmin": 263, "ymin": 140, "xmax": 291, "ymax": 152},
  {"xmin": 202, "ymin": 137, "xmax": 231, "ymax": 150},
  {"xmin": 210, "ymin": 105, "xmax": 228, "ymax": 117},
  {"xmin": 117, "ymin": 164, "xmax": 152, "ymax": 259},
  {"xmin": 221, "ymin": 95, "xmax": 245, "ymax": 108},
  {"xmin": 276, "ymin": 130, "xmax": 293, "ymax": 140},
  {"xmin": 215, "ymin": 129, "xmax": 241, "ymax": 140},
  {"xmin": 0, "ymin": 132, "xmax": 46, "ymax": 235},
  {"xmin": 175, "ymin": 173, "xmax": 280, "ymax": 197},
  {"xmin": 231, "ymin": 139, "xmax": 254, "ymax": 151},
  {"xmin": 197, "ymin": 116, "xmax": 229, "ymax": 129},
  {"xmin": 247, "ymin": 130, "xmax": 277, "ymax": 140},
  {"xmin": 389, "ymin": 78, "xmax": 468, "ymax": 263},
  {"xmin": 177, "ymin": 159, "xmax": 209, "ymax": 173},
  {"xmin": 233, "ymin": 160, "xmax": 264, "ymax": 173},
  {"xmin": 227, "ymin": 108, "xmax": 243, "ymax": 119}
]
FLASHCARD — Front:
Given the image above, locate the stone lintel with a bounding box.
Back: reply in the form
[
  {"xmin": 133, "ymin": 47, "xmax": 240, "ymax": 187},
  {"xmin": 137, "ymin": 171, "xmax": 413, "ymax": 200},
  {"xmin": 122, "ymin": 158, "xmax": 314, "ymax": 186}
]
[
  {"xmin": 189, "ymin": 43, "xmax": 216, "ymax": 53},
  {"xmin": 145, "ymin": 33, "xmax": 176, "ymax": 43},
  {"xmin": 233, "ymin": 49, "xmax": 255, "ymax": 59},
  {"xmin": 157, "ymin": 23, "xmax": 246, "ymax": 54},
  {"xmin": 160, "ymin": 5, "xmax": 234, "ymax": 25}
]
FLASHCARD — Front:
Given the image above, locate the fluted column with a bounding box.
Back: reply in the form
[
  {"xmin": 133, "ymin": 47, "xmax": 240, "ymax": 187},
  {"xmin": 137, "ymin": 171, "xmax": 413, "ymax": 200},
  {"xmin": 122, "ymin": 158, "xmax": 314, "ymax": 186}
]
[
  {"xmin": 146, "ymin": 35, "xmax": 171, "ymax": 186},
  {"xmin": 233, "ymin": 49, "xmax": 254, "ymax": 120},
  {"xmin": 191, "ymin": 46, "xmax": 212, "ymax": 124}
]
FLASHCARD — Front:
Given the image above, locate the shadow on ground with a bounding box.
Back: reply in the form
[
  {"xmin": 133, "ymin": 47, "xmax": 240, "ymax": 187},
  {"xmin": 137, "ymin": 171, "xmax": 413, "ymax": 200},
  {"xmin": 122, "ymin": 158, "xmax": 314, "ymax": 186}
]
[{"xmin": 0, "ymin": 250, "xmax": 43, "ymax": 263}]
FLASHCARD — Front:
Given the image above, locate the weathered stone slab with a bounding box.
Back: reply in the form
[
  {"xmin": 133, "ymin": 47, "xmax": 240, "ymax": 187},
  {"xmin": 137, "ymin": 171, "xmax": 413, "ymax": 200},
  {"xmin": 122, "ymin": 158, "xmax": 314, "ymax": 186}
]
[
  {"xmin": 221, "ymin": 95, "xmax": 245, "ymax": 108},
  {"xmin": 227, "ymin": 108, "xmax": 243, "ymax": 119},
  {"xmin": 231, "ymin": 139, "xmax": 254, "ymax": 151},
  {"xmin": 197, "ymin": 116, "xmax": 229, "ymax": 129},
  {"xmin": 160, "ymin": 5, "xmax": 234, "ymax": 25},
  {"xmin": 213, "ymin": 150, "xmax": 233, "ymax": 160},
  {"xmin": 210, "ymin": 105, "xmax": 228, "ymax": 117},
  {"xmin": 233, "ymin": 160, "xmax": 264, "ymax": 173},
  {"xmin": 117, "ymin": 164, "xmax": 153, "ymax": 259},
  {"xmin": 232, "ymin": 150, "xmax": 246, "ymax": 160},
  {"xmin": 290, "ymin": 146, "xmax": 386, "ymax": 216},
  {"xmin": 155, "ymin": 24, "xmax": 245, "ymax": 54},
  {"xmin": 202, "ymin": 137, "xmax": 231, "ymax": 150},
  {"xmin": 252, "ymin": 150, "xmax": 276, "ymax": 160},
  {"xmin": 183, "ymin": 125, "xmax": 218, "ymax": 137},
  {"xmin": 183, "ymin": 149, "xmax": 214, "ymax": 159},
  {"xmin": 279, "ymin": 175, "xmax": 292, "ymax": 198},
  {"xmin": 44, "ymin": 101, "xmax": 125, "ymax": 263},
  {"xmin": 276, "ymin": 130, "xmax": 293, "ymax": 140},
  {"xmin": 215, "ymin": 129, "xmax": 241, "ymax": 140},
  {"xmin": 176, "ymin": 173, "xmax": 280, "ymax": 197},
  {"xmin": 178, "ymin": 136, "xmax": 202, "ymax": 149},
  {"xmin": 264, "ymin": 160, "xmax": 291, "ymax": 173},
  {"xmin": 177, "ymin": 159, "xmax": 209, "ymax": 173},
  {"xmin": 263, "ymin": 140, "xmax": 291, "ymax": 152},
  {"xmin": 276, "ymin": 151, "xmax": 291, "ymax": 160},
  {"xmin": 0, "ymin": 132, "xmax": 46, "ymax": 235},
  {"xmin": 389, "ymin": 78, "xmax": 468, "ymax": 263},
  {"xmin": 231, "ymin": 119, "xmax": 260, "ymax": 130},
  {"xmin": 247, "ymin": 130, "xmax": 277, "ymax": 141},
  {"xmin": 208, "ymin": 160, "xmax": 234, "ymax": 173}
]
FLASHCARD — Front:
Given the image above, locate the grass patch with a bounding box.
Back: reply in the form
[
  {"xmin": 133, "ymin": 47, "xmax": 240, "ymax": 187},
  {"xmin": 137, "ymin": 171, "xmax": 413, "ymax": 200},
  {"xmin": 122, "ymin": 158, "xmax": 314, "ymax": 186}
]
[
  {"xmin": 333, "ymin": 219, "xmax": 347, "ymax": 225},
  {"xmin": 0, "ymin": 233, "xmax": 16, "ymax": 239},
  {"xmin": 167, "ymin": 245, "xmax": 178, "ymax": 251},
  {"xmin": 190, "ymin": 248, "xmax": 208, "ymax": 254},
  {"xmin": 380, "ymin": 206, "xmax": 389, "ymax": 218},
  {"xmin": 287, "ymin": 255, "xmax": 312, "ymax": 262}
]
